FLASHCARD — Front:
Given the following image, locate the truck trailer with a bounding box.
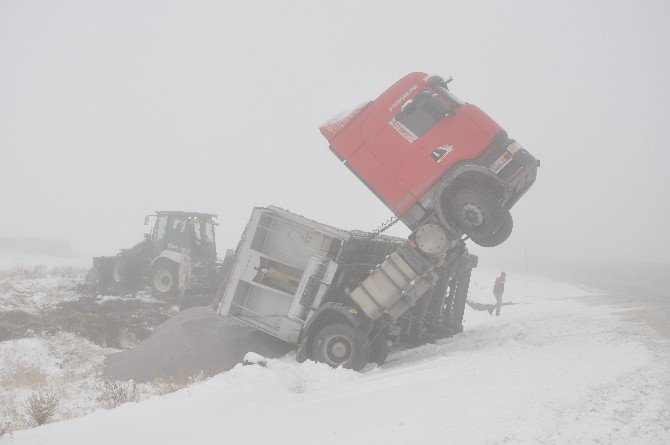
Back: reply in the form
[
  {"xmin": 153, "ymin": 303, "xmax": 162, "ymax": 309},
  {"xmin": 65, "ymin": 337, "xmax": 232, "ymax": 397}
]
[{"xmin": 217, "ymin": 207, "xmax": 476, "ymax": 370}]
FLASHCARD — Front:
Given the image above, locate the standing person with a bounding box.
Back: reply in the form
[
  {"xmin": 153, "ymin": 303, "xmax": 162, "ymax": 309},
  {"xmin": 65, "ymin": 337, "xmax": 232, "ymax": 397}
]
[{"xmin": 489, "ymin": 272, "xmax": 506, "ymax": 316}]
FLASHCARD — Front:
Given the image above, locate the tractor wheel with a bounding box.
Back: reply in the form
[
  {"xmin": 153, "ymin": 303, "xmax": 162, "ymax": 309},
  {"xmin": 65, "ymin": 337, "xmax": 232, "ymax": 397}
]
[
  {"xmin": 309, "ymin": 323, "xmax": 371, "ymax": 371},
  {"xmin": 370, "ymin": 331, "xmax": 389, "ymax": 366},
  {"xmin": 471, "ymin": 209, "xmax": 513, "ymax": 247},
  {"xmin": 449, "ymin": 186, "xmax": 503, "ymax": 239},
  {"xmin": 152, "ymin": 262, "xmax": 178, "ymax": 296}
]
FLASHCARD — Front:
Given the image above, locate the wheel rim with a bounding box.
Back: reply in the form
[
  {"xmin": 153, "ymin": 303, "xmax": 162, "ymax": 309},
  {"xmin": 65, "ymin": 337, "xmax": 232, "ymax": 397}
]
[
  {"xmin": 113, "ymin": 260, "xmax": 125, "ymax": 283},
  {"xmin": 153, "ymin": 268, "xmax": 173, "ymax": 293},
  {"xmin": 324, "ymin": 334, "xmax": 352, "ymax": 366},
  {"xmin": 460, "ymin": 202, "xmax": 485, "ymax": 228}
]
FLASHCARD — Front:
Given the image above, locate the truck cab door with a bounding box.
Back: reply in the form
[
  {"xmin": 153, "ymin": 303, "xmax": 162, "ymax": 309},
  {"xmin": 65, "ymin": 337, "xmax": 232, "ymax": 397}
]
[
  {"xmin": 368, "ymin": 91, "xmax": 453, "ymax": 208},
  {"xmin": 408, "ymin": 105, "xmax": 492, "ymax": 197},
  {"xmin": 360, "ymin": 91, "xmax": 438, "ymax": 213},
  {"xmin": 392, "ymin": 93, "xmax": 492, "ymax": 201}
]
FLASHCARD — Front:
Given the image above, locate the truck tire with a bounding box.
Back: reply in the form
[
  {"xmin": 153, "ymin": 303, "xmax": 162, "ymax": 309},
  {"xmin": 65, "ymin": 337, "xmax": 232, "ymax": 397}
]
[
  {"xmin": 471, "ymin": 209, "xmax": 513, "ymax": 247},
  {"xmin": 152, "ymin": 262, "xmax": 178, "ymax": 296},
  {"xmin": 310, "ymin": 323, "xmax": 371, "ymax": 371},
  {"xmin": 369, "ymin": 331, "xmax": 389, "ymax": 366},
  {"xmin": 450, "ymin": 186, "xmax": 503, "ymax": 239}
]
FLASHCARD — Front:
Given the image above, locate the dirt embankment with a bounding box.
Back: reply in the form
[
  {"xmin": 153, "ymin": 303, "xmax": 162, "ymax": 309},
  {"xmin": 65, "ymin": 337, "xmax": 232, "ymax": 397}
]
[
  {"xmin": 0, "ymin": 266, "xmax": 174, "ymax": 347},
  {"xmin": 104, "ymin": 306, "xmax": 293, "ymax": 382}
]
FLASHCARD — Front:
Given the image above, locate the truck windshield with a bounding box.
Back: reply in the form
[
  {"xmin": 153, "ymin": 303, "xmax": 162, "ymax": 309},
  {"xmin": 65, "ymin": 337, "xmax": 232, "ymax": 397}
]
[{"xmin": 395, "ymin": 90, "xmax": 452, "ymax": 137}]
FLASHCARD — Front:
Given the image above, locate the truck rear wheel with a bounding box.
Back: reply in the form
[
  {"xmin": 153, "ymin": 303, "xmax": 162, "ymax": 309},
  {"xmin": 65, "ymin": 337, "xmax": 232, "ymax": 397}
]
[
  {"xmin": 310, "ymin": 323, "xmax": 371, "ymax": 371},
  {"xmin": 152, "ymin": 262, "xmax": 178, "ymax": 296},
  {"xmin": 449, "ymin": 186, "xmax": 503, "ymax": 239}
]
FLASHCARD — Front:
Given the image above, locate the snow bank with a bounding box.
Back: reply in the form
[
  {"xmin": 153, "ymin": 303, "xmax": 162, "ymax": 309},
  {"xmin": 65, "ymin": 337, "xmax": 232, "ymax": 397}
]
[
  {"xmin": 0, "ymin": 263, "xmax": 87, "ymax": 314},
  {"xmin": 3, "ymin": 271, "xmax": 668, "ymax": 444},
  {"xmin": 0, "ymin": 333, "xmax": 115, "ymax": 430}
]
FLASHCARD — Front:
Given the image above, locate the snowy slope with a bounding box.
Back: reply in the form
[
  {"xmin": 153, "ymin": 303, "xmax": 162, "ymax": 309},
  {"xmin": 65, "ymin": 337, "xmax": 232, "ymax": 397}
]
[
  {"xmin": 0, "ymin": 253, "xmax": 89, "ymax": 269},
  {"xmin": 3, "ymin": 271, "xmax": 669, "ymax": 444}
]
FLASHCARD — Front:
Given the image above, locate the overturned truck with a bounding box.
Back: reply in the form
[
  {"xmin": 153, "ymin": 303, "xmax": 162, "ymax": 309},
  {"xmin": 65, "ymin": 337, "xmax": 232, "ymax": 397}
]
[
  {"xmin": 218, "ymin": 207, "xmax": 476, "ymax": 370},
  {"xmin": 226, "ymin": 71, "xmax": 537, "ymax": 370}
]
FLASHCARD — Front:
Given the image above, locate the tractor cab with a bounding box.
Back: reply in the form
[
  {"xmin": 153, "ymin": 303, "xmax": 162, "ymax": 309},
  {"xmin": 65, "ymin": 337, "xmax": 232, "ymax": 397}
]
[
  {"xmin": 146, "ymin": 211, "xmax": 218, "ymax": 260},
  {"xmin": 88, "ymin": 210, "xmax": 221, "ymax": 297}
]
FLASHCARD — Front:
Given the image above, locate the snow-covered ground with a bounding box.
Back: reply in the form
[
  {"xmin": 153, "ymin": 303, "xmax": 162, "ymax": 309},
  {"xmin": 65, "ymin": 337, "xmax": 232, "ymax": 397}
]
[
  {"xmin": 0, "ymin": 333, "xmax": 115, "ymax": 427},
  {"xmin": 0, "ymin": 253, "xmax": 91, "ymax": 313},
  {"xmin": 0, "ymin": 332, "xmax": 181, "ymax": 432},
  {"xmin": 0, "ymin": 253, "xmax": 89, "ymax": 270},
  {"xmin": 0, "ymin": 267, "xmax": 84, "ymax": 314},
  {"xmin": 0, "ymin": 255, "xmax": 177, "ymax": 434},
  {"xmin": 3, "ymin": 269, "xmax": 668, "ymax": 444}
]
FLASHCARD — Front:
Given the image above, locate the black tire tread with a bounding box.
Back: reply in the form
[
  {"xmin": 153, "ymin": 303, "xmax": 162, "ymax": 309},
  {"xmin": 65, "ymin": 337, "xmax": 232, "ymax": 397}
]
[
  {"xmin": 450, "ymin": 185, "xmax": 503, "ymax": 238},
  {"xmin": 471, "ymin": 209, "xmax": 514, "ymax": 247},
  {"xmin": 309, "ymin": 323, "xmax": 371, "ymax": 371}
]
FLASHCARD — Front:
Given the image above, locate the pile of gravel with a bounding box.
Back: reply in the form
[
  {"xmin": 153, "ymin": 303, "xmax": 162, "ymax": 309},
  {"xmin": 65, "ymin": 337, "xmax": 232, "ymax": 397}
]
[{"xmin": 104, "ymin": 306, "xmax": 293, "ymax": 382}]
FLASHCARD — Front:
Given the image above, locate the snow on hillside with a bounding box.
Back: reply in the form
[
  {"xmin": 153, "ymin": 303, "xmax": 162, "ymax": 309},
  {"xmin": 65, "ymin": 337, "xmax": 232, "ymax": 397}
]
[
  {"xmin": 0, "ymin": 255, "xmax": 179, "ymax": 434},
  {"xmin": 0, "ymin": 254, "xmax": 89, "ymax": 313},
  {"xmin": 0, "ymin": 253, "xmax": 89, "ymax": 270},
  {"xmin": 3, "ymin": 270, "xmax": 668, "ymax": 444},
  {"xmin": 0, "ymin": 333, "xmax": 115, "ymax": 427}
]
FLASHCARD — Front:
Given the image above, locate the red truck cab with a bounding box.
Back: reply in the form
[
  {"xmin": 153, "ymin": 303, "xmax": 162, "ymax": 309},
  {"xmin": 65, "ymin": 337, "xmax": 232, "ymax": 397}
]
[{"xmin": 320, "ymin": 72, "xmax": 537, "ymax": 248}]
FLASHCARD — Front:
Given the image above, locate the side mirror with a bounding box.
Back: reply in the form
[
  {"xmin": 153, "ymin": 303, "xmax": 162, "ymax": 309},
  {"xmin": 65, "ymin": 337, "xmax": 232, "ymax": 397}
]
[
  {"xmin": 445, "ymin": 76, "xmax": 453, "ymax": 84},
  {"xmin": 144, "ymin": 215, "xmax": 150, "ymax": 225}
]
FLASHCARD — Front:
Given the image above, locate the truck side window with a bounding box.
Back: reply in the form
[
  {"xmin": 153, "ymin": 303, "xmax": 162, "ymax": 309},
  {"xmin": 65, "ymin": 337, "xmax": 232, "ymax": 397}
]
[
  {"xmin": 396, "ymin": 91, "xmax": 451, "ymax": 137},
  {"xmin": 153, "ymin": 215, "xmax": 168, "ymax": 240}
]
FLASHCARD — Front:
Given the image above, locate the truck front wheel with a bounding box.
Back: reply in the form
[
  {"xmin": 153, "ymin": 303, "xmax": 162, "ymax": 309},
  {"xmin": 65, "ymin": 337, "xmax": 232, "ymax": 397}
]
[
  {"xmin": 471, "ymin": 209, "xmax": 513, "ymax": 247},
  {"xmin": 310, "ymin": 323, "xmax": 371, "ymax": 371},
  {"xmin": 450, "ymin": 186, "xmax": 503, "ymax": 239}
]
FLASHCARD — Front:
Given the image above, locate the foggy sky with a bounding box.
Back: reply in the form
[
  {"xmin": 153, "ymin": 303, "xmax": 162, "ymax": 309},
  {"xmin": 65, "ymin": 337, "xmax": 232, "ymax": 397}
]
[{"xmin": 1, "ymin": 0, "xmax": 669, "ymax": 264}]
